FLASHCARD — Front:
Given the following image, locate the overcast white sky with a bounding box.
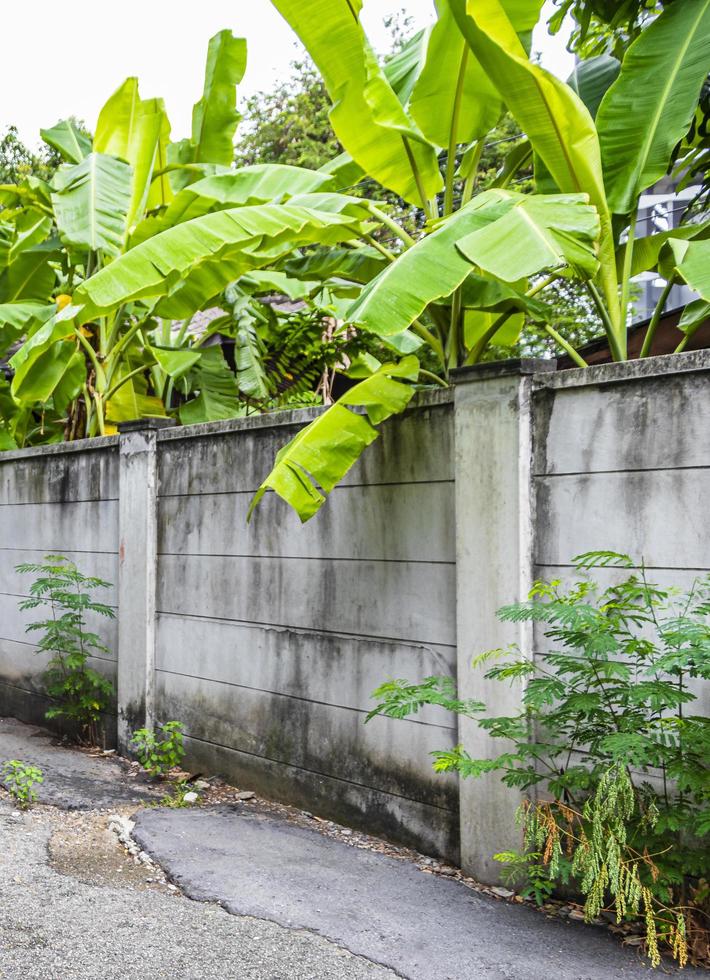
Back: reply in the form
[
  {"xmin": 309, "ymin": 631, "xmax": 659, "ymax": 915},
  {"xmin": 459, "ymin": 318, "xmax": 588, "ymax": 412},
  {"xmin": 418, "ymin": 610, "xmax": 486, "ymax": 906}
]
[{"xmin": 2, "ymin": 1, "xmax": 573, "ymax": 148}]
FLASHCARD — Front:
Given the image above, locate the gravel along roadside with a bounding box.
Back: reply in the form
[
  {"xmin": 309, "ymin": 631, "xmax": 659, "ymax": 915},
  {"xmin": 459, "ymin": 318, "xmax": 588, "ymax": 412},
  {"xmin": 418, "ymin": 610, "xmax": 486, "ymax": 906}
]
[{"xmin": 0, "ymin": 800, "xmax": 396, "ymax": 980}]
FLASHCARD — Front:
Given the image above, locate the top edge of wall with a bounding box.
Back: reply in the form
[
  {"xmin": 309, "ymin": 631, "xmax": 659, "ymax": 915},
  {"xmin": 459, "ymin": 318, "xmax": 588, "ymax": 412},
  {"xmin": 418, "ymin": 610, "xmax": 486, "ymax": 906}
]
[
  {"xmin": 0, "ymin": 434, "xmax": 120, "ymax": 463},
  {"xmin": 156, "ymin": 388, "xmax": 454, "ymax": 444},
  {"xmin": 534, "ymin": 349, "xmax": 710, "ymax": 391}
]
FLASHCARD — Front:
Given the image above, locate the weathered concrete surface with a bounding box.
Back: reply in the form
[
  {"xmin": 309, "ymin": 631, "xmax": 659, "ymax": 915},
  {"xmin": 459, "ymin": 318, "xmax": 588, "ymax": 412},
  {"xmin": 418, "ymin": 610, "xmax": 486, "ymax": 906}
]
[
  {"xmin": 0, "ymin": 717, "xmax": 160, "ymax": 809},
  {"xmin": 0, "ymin": 802, "xmax": 394, "ymax": 980},
  {"xmin": 133, "ymin": 805, "xmax": 663, "ymax": 980}
]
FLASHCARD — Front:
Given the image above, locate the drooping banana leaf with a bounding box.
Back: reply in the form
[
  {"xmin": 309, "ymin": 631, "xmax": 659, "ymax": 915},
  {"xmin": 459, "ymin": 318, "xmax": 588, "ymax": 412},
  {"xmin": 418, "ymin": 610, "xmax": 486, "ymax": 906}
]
[
  {"xmin": 40, "ymin": 119, "xmax": 92, "ymax": 164},
  {"xmin": 270, "ymin": 0, "xmax": 442, "ymax": 205},
  {"xmin": 449, "ymin": 0, "xmax": 619, "ymax": 331},
  {"xmin": 248, "ymin": 356, "xmax": 419, "ymax": 522},
  {"xmin": 51, "ymin": 153, "xmax": 132, "ymax": 256},
  {"xmin": 345, "ymin": 190, "xmax": 598, "ymax": 337},
  {"xmin": 94, "ymin": 78, "xmax": 171, "ymax": 231},
  {"xmin": 74, "ymin": 203, "xmax": 367, "ymax": 322},
  {"xmin": 179, "ymin": 346, "xmax": 243, "ymax": 424},
  {"xmin": 596, "ymin": 0, "xmax": 710, "ymax": 215}
]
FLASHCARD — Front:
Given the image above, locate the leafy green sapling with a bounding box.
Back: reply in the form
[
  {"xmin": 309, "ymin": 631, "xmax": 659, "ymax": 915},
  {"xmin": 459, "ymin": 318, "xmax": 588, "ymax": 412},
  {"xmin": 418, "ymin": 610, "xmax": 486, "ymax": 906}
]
[
  {"xmin": 16, "ymin": 555, "xmax": 115, "ymax": 745},
  {"xmin": 2, "ymin": 760, "xmax": 44, "ymax": 808},
  {"xmin": 130, "ymin": 721, "xmax": 185, "ymax": 778},
  {"xmin": 369, "ymin": 552, "xmax": 710, "ymax": 969}
]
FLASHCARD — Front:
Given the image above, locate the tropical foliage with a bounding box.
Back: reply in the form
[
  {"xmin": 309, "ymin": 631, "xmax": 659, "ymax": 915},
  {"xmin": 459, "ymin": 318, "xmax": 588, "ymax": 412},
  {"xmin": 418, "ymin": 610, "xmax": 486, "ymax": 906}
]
[
  {"xmin": 249, "ymin": 0, "xmax": 710, "ymax": 520},
  {"xmin": 1, "ymin": 3, "xmax": 709, "ymax": 524},
  {"xmin": 0, "ymin": 31, "xmax": 381, "ymax": 447},
  {"xmin": 369, "ymin": 553, "xmax": 710, "ymax": 969}
]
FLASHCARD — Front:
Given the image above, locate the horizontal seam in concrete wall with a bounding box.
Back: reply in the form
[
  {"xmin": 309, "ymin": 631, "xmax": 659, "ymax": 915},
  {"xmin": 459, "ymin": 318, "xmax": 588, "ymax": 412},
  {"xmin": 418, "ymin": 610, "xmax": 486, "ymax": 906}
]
[
  {"xmin": 158, "ymin": 551, "xmax": 454, "ymax": 567},
  {"xmin": 0, "ymin": 547, "xmax": 118, "ymax": 557},
  {"xmin": 0, "ymin": 636, "xmax": 116, "ymax": 664},
  {"xmin": 0, "ymin": 498, "xmax": 118, "ymax": 507},
  {"xmin": 158, "ymin": 479, "xmax": 454, "ymax": 499},
  {"xmin": 0, "ymin": 591, "xmax": 118, "ymax": 611},
  {"xmin": 156, "ymin": 609, "xmax": 456, "ymax": 650},
  {"xmin": 180, "ymin": 731, "xmax": 456, "ymax": 814},
  {"xmin": 534, "ymin": 562, "xmax": 710, "ymax": 573},
  {"xmin": 155, "ymin": 667, "xmax": 455, "ymax": 733},
  {"xmin": 533, "ymin": 464, "xmax": 710, "ymax": 478}
]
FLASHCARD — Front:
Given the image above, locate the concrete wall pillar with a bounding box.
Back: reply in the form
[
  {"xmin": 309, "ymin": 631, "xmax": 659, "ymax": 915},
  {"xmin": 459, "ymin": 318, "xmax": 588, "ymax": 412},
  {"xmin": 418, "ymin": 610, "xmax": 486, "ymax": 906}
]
[
  {"xmin": 453, "ymin": 360, "xmax": 555, "ymax": 882},
  {"xmin": 116, "ymin": 418, "xmax": 174, "ymax": 752}
]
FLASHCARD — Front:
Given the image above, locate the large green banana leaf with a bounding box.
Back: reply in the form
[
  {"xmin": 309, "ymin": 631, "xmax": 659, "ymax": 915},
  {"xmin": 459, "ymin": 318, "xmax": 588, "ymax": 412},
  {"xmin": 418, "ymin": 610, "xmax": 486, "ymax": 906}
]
[
  {"xmin": 40, "ymin": 120, "xmax": 91, "ymax": 165},
  {"xmin": 0, "ymin": 377, "xmax": 18, "ymax": 449},
  {"xmin": 283, "ymin": 245, "xmax": 386, "ymax": 285},
  {"xmin": 409, "ymin": 0, "xmax": 543, "ymax": 149},
  {"xmin": 449, "ymin": 0, "xmax": 619, "ymax": 330},
  {"xmin": 6, "ymin": 211, "xmax": 52, "ymax": 267},
  {"xmin": 11, "ymin": 333, "xmax": 85, "ymax": 408},
  {"xmin": 106, "ymin": 365, "xmax": 166, "ymax": 423},
  {"xmin": 270, "ymin": 0, "xmax": 442, "ymax": 205},
  {"xmin": 345, "ymin": 190, "xmax": 598, "ymax": 337},
  {"xmin": 597, "ymin": 0, "xmax": 710, "ymax": 216},
  {"xmin": 74, "ymin": 204, "xmax": 366, "ymax": 322},
  {"xmin": 0, "ymin": 301, "xmax": 55, "ymax": 351},
  {"xmin": 191, "ymin": 30, "xmax": 247, "ymax": 166},
  {"xmin": 51, "ymin": 153, "xmax": 132, "ymax": 256},
  {"xmin": 134, "ymin": 165, "xmax": 337, "ymax": 241},
  {"xmin": 0, "ymin": 240, "xmax": 59, "ymax": 303},
  {"xmin": 567, "ymin": 55, "xmax": 620, "ymax": 121},
  {"xmin": 383, "ymin": 28, "xmax": 429, "ymax": 106},
  {"xmin": 179, "ymin": 346, "xmax": 243, "ymax": 424},
  {"xmin": 667, "ymin": 239, "xmax": 710, "ymax": 301},
  {"xmin": 618, "ymin": 219, "xmax": 710, "ymax": 278},
  {"xmin": 94, "ymin": 79, "xmax": 170, "ymax": 231},
  {"xmin": 145, "ymin": 108, "xmax": 173, "ymax": 212},
  {"xmin": 248, "ymin": 356, "xmax": 419, "ymax": 522},
  {"xmin": 457, "ymin": 193, "xmax": 600, "ymax": 280}
]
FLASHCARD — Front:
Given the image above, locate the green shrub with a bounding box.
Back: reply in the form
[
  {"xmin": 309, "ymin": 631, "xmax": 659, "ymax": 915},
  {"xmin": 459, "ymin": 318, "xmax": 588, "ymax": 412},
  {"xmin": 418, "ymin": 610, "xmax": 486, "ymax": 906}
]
[
  {"xmin": 130, "ymin": 721, "xmax": 185, "ymax": 778},
  {"xmin": 369, "ymin": 552, "xmax": 710, "ymax": 969},
  {"xmin": 16, "ymin": 555, "xmax": 115, "ymax": 745},
  {"xmin": 2, "ymin": 760, "xmax": 44, "ymax": 808}
]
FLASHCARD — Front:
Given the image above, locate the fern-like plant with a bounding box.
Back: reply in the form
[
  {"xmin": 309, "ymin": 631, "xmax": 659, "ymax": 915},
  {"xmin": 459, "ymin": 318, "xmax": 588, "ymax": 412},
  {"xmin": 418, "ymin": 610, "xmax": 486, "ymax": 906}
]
[
  {"xmin": 369, "ymin": 552, "xmax": 710, "ymax": 969},
  {"xmin": 16, "ymin": 555, "xmax": 115, "ymax": 746}
]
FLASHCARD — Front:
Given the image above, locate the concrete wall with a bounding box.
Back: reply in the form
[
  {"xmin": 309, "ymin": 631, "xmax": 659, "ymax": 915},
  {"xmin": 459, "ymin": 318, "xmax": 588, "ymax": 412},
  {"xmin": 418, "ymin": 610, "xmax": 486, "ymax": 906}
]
[
  {"xmin": 153, "ymin": 394, "xmax": 459, "ymax": 858},
  {"xmin": 0, "ymin": 438, "xmax": 120, "ymax": 738},
  {"xmin": 0, "ymin": 350, "xmax": 708, "ymax": 873}
]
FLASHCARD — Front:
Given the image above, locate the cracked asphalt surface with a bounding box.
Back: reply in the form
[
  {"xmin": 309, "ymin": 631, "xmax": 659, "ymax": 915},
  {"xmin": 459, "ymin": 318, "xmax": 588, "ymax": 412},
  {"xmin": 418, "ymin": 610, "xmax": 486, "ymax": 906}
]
[{"xmin": 0, "ymin": 717, "xmax": 690, "ymax": 979}]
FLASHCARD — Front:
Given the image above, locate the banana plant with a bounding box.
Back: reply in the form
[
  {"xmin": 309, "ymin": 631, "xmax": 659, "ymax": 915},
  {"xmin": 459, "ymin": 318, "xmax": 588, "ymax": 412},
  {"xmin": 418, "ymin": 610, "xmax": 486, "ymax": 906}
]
[
  {"xmin": 0, "ymin": 32, "xmax": 380, "ymax": 446},
  {"xmin": 249, "ymin": 0, "xmax": 710, "ymax": 520}
]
